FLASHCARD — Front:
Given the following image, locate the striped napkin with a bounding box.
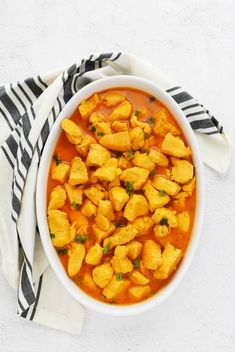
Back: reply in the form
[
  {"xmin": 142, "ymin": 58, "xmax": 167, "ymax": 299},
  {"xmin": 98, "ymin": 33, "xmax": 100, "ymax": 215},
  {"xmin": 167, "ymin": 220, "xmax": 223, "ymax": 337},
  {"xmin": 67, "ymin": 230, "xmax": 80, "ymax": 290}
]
[{"xmin": 0, "ymin": 52, "xmax": 231, "ymax": 335}]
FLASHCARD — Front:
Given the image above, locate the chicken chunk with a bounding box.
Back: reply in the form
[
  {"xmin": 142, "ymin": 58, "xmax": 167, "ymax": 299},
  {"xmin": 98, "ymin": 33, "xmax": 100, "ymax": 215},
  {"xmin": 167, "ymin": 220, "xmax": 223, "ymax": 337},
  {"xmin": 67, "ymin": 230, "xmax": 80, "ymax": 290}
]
[
  {"xmin": 148, "ymin": 149, "xmax": 169, "ymax": 167},
  {"xmin": 154, "ymin": 224, "xmax": 170, "ymax": 238},
  {"xmin": 182, "ymin": 177, "xmax": 196, "ymax": 195},
  {"xmin": 93, "ymin": 158, "xmax": 118, "ymax": 182},
  {"xmin": 161, "ymin": 133, "xmax": 192, "ymax": 158},
  {"xmin": 67, "ymin": 243, "xmax": 85, "ymax": 277},
  {"xmin": 153, "ymin": 109, "xmax": 180, "ymax": 136},
  {"xmin": 129, "ymin": 270, "xmax": 149, "ymax": 285},
  {"xmin": 123, "ymin": 194, "xmax": 149, "ymax": 221},
  {"xmin": 142, "ymin": 240, "xmax": 162, "ymax": 270},
  {"xmin": 48, "ymin": 186, "xmax": 66, "ymax": 211},
  {"xmin": 129, "ymin": 127, "xmax": 145, "ymax": 150},
  {"xmin": 103, "ymin": 275, "xmax": 130, "ymax": 300},
  {"xmin": 152, "ymin": 176, "xmax": 181, "ymax": 196},
  {"xmin": 128, "ymin": 285, "xmax": 151, "ymax": 300},
  {"xmin": 143, "ymin": 180, "xmax": 170, "ymax": 211},
  {"xmin": 118, "ymin": 156, "xmax": 132, "ymax": 170},
  {"xmin": 109, "ymin": 186, "xmax": 129, "ymax": 211},
  {"xmin": 103, "ymin": 225, "xmax": 138, "ymax": 249},
  {"xmin": 171, "ymin": 158, "xmax": 194, "ymax": 184},
  {"xmin": 89, "ymin": 112, "xmax": 105, "ymax": 126},
  {"xmin": 85, "ymin": 243, "xmax": 103, "ymax": 265},
  {"xmin": 92, "ymin": 223, "xmax": 115, "ymax": 243},
  {"xmin": 51, "ymin": 162, "xmax": 70, "ymax": 183},
  {"xmin": 152, "ymin": 207, "xmax": 178, "ymax": 228},
  {"xmin": 78, "ymin": 93, "xmax": 99, "ymax": 120},
  {"xmin": 177, "ymin": 211, "xmax": 190, "ymax": 232},
  {"xmin": 120, "ymin": 167, "xmax": 149, "ymax": 191},
  {"xmin": 86, "ymin": 143, "xmax": 111, "ymax": 167},
  {"xmin": 82, "ymin": 273, "xmax": 98, "ymax": 290},
  {"xmin": 109, "ymin": 100, "xmax": 132, "ymax": 120},
  {"xmin": 84, "ymin": 185, "xmax": 105, "ymax": 206},
  {"xmin": 98, "ymin": 200, "xmax": 115, "ymax": 220},
  {"xmin": 68, "ymin": 157, "xmax": 89, "ymax": 186},
  {"xmin": 132, "ymin": 216, "xmax": 155, "ymax": 236},
  {"xmin": 92, "ymin": 263, "xmax": 113, "ymax": 288},
  {"xmin": 95, "ymin": 213, "xmax": 110, "ymax": 231},
  {"xmin": 64, "ymin": 183, "xmax": 83, "ymax": 208},
  {"xmin": 48, "ymin": 210, "xmax": 75, "ymax": 247},
  {"xmin": 130, "ymin": 114, "xmax": 152, "ymax": 135},
  {"xmin": 126, "ymin": 240, "xmax": 143, "ymax": 260},
  {"xmin": 95, "ymin": 122, "xmax": 112, "ymax": 138},
  {"xmin": 153, "ymin": 243, "xmax": 182, "ymax": 279},
  {"xmin": 103, "ymin": 91, "xmax": 126, "ymax": 107},
  {"xmin": 111, "ymin": 121, "xmax": 128, "ymax": 132},
  {"xmin": 99, "ymin": 132, "xmax": 131, "ymax": 152},
  {"xmin": 61, "ymin": 119, "xmax": 83, "ymax": 145},
  {"xmin": 111, "ymin": 246, "xmax": 133, "ymax": 274},
  {"xmin": 132, "ymin": 151, "xmax": 155, "ymax": 171},
  {"xmin": 75, "ymin": 135, "xmax": 96, "ymax": 157},
  {"xmin": 81, "ymin": 199, "xmax": 97, "ymax": 217}
]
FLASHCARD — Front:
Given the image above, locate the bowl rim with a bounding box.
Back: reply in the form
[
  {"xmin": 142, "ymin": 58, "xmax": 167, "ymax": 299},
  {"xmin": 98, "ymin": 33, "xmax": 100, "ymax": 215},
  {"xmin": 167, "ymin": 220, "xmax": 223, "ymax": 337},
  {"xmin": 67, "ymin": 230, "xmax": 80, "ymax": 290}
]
[{"xmin": 36, "ymin": 75, "xmax": 204, "ymax": 316}]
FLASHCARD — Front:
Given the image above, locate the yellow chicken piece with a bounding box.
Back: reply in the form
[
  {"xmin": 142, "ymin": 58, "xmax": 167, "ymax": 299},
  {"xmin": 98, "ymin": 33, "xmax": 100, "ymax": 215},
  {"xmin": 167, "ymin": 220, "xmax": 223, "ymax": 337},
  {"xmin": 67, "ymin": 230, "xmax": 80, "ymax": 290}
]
[
  {"xmin": 103, "ymin": 91, "xmax": 126, "ymax": 107},
  {"xmin": 111, "ymin": 121, "xmax": 128, "ymax": 132},
  {"xmin": 48, "ymin": 210, "xmax": 74, "ymax": 247},
  {"xmin": 143, "ymin": 180, "xmax": 170, "ymax": 211},
  {"xmin": 51, "ymin": 162, "xmax": 70, "ymax": 183},
  {"xmin": 126, "ymin": 240, "xmax": 143, "ymax": 260},
  {"xmin": 132, "ymin": 151, "xmax": 155, "ymax": 171},
  {"xmin": 152, "ymin": 207, "xmax": 178, "ymax": 228},
  {"xmin": 129, "ymin": 127, "xmax": 145, "ymax": 150},
  {"xmin": 103, "ymin": 275, "xmax": 130, "ymax": 300},
  {"xmin": 64, "ymin": 183, "xmax": 83, "ymax": 208},
  {"xmin": 61, "ymin": 119, "xmax": 83, "ymax": 145},
  {"xmin": 75, "ymin": 212, "xmax": 88, "ymax": 228},
  {"xmin": 93, "ymin": 158, "xmax": 118, "ymax": 182},
  {"xmin": 81, "ymin": 199, "xmax": 97, "ymax": 217},
  {"xmin": 67, "ymin": 243, "xmax": 85, "ymax": 277},
  {"xmin": 153, "ymin": 109, "xmax": 180, "ymax": 136},
  {"xmin": 92, "ymin": 223, "xmax": 115, "ymax": 243},
  {"xmin": 92, "ymin": 263, "xmax": 113, "ymax": 288},
  {"xmin": 148, "ymin": 149, "xmax": 169, "ymax": 167},
  {"xmin": 48, "ymin": 186, "xmax": 66, "ymax": 211},
  {"xmin": 177, "ymin": 211, "xmax": 190, "ymax": 232},
  {"xmin": 75, "ymin": 135, "xmax": 96, "ymax": 157},
  {"xmin": 182, "ymin": 177, "xmax": 196, "ymax": 195},
  {"xmin": 171, "ymin": 158, "xmax": 194, "ymax": 184},
  {"xmin": 103, "ymin": 225, "xmax": 138, "ymax": 249},
  {"xmin": 142, "ymin": 240, "xmax": 162, "ymax": 270},
  {"xmin": 130, "ymin": 114, "xmax": 152, "ymax": 135},
  {"xmin": 95, "ymin": 122, "xmax": 112, "ymax": 138},
  {"xmin": 154, "ymin": 224, "xmax": 170, "ymax": 238},
  {"xmin": 86, "ymin": 143, "xmax": 111, "ymax": 167},
  {"xmin": 89, "ymin": 112, "xmax": 105, "ymax": 126},
  {"xmin": 128, "ymin": 285, "xmax": 151, "ymax": 300},
  {"xmin": 85, "ymin": 243, "xmax": 103, "ymax": 265},
  {"xmin": 109, "ymin": 100, "xmax": 132, "ymax": 120},
  {"xmin": 98, "ymin": 200, "xmax": 115, "ymax": 220},
  {"xmin": 152, "ymin": 176, "xmax": 181, "ymax": 196},
  {"xmin": 95, "ymin": 213, "xmax": 110, "ymax": 231},
  {"xmin": 99, "ymin": 132, "xmax": 131, "ymax": 152},
  {"xmin": 118, "ymin": 156, "xmax": 132, "ymax": 170},
  {"xmin": 123, "ymin": 194, "xmax": 149, "ymax": 221},
  {"xmin": 108, "ymin": 175, "xmax": 121, "ymax": 188},
  {"xmin": 109, "ymin": 186, "xmax": 129, "ymax": 211},
  {"xmin": 78, "ymin": 93, "xmax": 99, "ymax": 120},
  {"xmin": 68, "ymin": 157, "xmax": 89, "ymax": 186},
  {"xmin": 132, "ymin": 216, "xmax": 155, "ymax": 236},
  {"xmin": 84, "ymin": 185, "xmax": 105, "ymax": 205},
  {"xmin": 161, "ymin": 133, "xmax": 192, "ymax": 158},
  {"xmin": 120, "ymin": 167, "xmax": 149, "ymax": 191},
  {"xmin": 153, "ymin": 243, "xmax": 182, "ymax": 279},
  {"xmin": 129, "ymin": 270, "xmax": 149, "ymax": 285},
  {"xmin": 111, "ymin": 246, "xmax": 133, "ymax": 274},
  {"xmin": 82, "ymin": 273, "xmax": 98, "ymax": 290}
]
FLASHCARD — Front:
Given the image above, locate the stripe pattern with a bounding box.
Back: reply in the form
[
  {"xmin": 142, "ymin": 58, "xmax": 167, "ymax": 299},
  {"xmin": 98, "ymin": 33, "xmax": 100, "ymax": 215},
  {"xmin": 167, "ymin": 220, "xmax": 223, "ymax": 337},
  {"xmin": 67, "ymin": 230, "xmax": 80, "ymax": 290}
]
[{"xmin": 0, "ymin": 52, "xmax": 223, "ymax": 322}]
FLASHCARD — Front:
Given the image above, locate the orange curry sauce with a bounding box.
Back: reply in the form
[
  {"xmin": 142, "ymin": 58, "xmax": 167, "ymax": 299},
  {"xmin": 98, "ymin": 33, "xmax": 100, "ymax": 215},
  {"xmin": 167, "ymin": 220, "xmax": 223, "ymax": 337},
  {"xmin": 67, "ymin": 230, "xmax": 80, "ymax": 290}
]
[{"xmin": 47, "ymin": 88, "xmax": 196, "ymax": 304}]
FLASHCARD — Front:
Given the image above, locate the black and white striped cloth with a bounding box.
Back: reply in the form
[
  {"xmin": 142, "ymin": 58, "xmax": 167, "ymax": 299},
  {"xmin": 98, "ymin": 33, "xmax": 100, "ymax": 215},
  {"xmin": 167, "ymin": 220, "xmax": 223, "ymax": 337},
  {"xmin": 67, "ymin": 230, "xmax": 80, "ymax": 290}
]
[{"xmin": 0, "ymin": 52, "xmax": 230, "ymax": 334}]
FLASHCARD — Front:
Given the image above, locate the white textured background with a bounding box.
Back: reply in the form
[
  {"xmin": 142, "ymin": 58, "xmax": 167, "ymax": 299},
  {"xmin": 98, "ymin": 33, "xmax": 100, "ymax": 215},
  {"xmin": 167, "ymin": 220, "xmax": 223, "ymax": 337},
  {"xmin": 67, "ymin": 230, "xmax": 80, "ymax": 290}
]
[{"xmin": 0, "ymin": 1, "xmax": 234, "ymax": 351}]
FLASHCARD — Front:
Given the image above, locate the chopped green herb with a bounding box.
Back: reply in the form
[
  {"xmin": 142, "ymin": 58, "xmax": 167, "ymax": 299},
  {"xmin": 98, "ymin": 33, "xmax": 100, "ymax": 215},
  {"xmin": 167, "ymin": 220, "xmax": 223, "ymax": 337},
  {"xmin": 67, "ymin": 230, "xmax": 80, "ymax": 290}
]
[
  {"xmin": 57, "ymin": 248, "xmax": 68, "ymax": 256},
  {"xmin": 159, "ymin": 218, "xmax": 169, "ymax": 226},
  {"xmin": 159, "ymin": 190, "xmax": 166, "ymax": 197},
  {"xmin": 87, "ymin": 233, "xmax": 92, "ymax": 240},
  {"xmin": 115, "ymin": 221, "xmax": 125, "ymax": 228},
  {"xmin": 116, "ymin": 272, "xmax": 123, "ymax": 281},
  {"xmin": 132, "ymin": 258, "xmax": 141, "ymax": 269},
  {"xmin": 89, "ymin": 124, "xmax": 96, "ymax": 132},
  {"xmin": 146, "ymin": 116, "xmax": 155, "ymax": 124},
  {"xmin": 144, "ymin": 132, "xmax": 150, "ymax": 140},
  {"xmin": 71, "ymin": 201, "xmax": 81, "ymax": 210},
  {"xmin": 139, "ymin": 148, "xmax": 149, "ymax": 154},
  {"xmin": 53, "ymin": 155, "xmax": 61, "ymax": 166},
  {"xmin": 97, "ymin": 132, "xmax": 105, "ymax": 137},
  {"xmin": 125, "ymin": 181, "xmax": 134, "ymax": 195},
  {"xmin": 50, "ymin": 233, "xmax": 55, "ymax": 239},
  {"xmin": 134, "ymin": 110, "xmax": 140, "ymax": 117},
  {"xmin": 127, "ymin": 149, "xmax": 134, "ymax": 159},
  {"xmin": 75, "ymin": 234, "xmax": 86, "ymax": 244},
  {"xmin": 149, "ymin": 96, "xmax": 156, "ymax": 102},
  {"xmin": 149, "ymin": 170, "xmax": 155, "ymax": 177},
  {"xmin": 103, "ymin": 242, "xmax": 110, "ymax": 254}
]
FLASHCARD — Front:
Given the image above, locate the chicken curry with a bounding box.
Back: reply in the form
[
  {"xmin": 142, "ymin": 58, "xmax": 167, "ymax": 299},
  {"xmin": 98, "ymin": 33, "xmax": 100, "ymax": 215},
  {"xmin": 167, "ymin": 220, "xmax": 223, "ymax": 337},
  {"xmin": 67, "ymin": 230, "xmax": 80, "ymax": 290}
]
[{"xmin": 47, "ymin": 88, "xmax": 196, "ymax": 304}]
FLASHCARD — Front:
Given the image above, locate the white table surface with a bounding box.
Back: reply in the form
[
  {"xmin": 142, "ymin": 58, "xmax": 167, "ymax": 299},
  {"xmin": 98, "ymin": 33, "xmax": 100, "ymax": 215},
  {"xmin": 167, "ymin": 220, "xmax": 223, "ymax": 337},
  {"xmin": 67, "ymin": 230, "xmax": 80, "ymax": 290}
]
[{"xmin": 0, "ymin": 1, "xmax": 234, "ymax": 351}]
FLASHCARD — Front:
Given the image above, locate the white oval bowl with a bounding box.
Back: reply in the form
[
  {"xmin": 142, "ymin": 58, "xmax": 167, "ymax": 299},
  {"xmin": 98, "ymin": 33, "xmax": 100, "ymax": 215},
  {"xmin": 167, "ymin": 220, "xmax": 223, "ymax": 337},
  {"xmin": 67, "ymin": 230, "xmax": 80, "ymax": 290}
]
[{"xmin": 36, "ymin": 75, "xmax": 204, "ymax": 316}]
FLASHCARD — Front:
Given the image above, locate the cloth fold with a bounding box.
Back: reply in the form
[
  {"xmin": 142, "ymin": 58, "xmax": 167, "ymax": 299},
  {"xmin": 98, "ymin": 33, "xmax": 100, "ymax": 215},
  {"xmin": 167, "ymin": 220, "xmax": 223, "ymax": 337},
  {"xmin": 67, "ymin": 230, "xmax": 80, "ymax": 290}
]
[{"xmin": 0, "ymin": 52, "xmax": 231, "ymax": 335}]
